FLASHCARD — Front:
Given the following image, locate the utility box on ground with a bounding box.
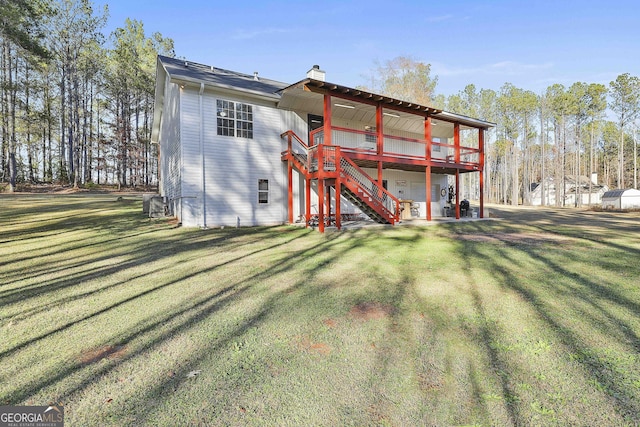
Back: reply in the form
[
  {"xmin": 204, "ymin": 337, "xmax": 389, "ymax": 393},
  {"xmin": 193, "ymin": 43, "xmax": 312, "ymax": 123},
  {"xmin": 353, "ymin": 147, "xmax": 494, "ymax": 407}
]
[{"xmin": 149, "ymin": 196, "xmax": 166, "ymax": 218}]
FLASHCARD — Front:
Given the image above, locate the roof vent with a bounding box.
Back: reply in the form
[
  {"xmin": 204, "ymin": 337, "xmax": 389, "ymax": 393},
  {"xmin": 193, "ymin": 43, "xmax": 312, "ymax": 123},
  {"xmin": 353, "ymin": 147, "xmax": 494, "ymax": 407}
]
[
  {"xmin": 254, "ymin": 71, "xmax": 259, "ymax": 81},
  {"xmin": 307, "ymin": 64, "xmax": 325, "ymax": 82}
]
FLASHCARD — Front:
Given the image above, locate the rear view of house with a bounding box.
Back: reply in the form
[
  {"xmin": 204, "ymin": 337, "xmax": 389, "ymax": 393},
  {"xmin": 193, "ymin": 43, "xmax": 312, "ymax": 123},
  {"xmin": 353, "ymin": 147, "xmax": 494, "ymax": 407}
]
[{"xmin": 151, "ymin": 56, "xmax": 494, "ymax": 231}]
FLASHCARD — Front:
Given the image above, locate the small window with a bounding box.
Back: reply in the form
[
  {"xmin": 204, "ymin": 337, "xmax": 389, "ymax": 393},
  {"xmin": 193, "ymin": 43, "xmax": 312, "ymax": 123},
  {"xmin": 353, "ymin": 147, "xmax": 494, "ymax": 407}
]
[
  {"xmin": 432, "ymin": 137, "xmax": 441, "ymax": 152},
  {"xmin": 217, "ymin": 99, "xmax": 253, "ymax": 138},
  {"xmin": 365, "ymin": 126, "xmax": 377, "ymax": 143},
  {"xmin": 258, "ymin": 179, "xmax": 269, "ymax": 204}
]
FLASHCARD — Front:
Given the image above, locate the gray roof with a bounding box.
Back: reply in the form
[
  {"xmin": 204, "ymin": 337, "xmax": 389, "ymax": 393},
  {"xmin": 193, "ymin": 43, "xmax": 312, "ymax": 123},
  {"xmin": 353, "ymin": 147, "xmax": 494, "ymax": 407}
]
[
  {"xmin": 603, "ymin": 188, "xmax": 640, "ymax": 198},
  {"xmin": 155, "ymin": 55, "xmax": 495, "ymax": 130},
  {"xmin": 158, "ymin": 55, "xmax": 289, "ymax": 99}
]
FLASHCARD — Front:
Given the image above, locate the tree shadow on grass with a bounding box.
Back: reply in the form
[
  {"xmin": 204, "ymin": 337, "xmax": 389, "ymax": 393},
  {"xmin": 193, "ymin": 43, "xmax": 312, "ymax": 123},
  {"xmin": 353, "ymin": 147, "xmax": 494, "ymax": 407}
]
[
  {"xmin": 58, "ymin": 229, "xmax": 385, "ymax": 425},
  {"xmin": 0, "ymin": 227, "xmax": 311, "ymax": 362},
  {"xmin": 453, "ymin": 217, "xmax": 640, "ymax": 425}
]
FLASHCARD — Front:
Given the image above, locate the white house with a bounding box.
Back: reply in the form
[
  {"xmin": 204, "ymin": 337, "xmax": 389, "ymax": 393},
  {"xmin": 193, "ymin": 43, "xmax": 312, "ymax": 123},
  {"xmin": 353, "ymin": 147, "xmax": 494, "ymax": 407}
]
[
  {"xmin": 151, "ymin": 56, "xmax": 494, "ymax": 231},
  {"xmin": 530, "ymin": 175, "xmax": 609, "ymax": 207}
]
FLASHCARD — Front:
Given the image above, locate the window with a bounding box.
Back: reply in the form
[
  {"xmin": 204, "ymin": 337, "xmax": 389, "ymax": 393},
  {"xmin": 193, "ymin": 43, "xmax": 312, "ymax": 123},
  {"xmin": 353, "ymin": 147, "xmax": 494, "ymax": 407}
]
[
  {"xmin": 258, "ymin": 179, "xmax": 269, "ymax": 204},
  {"xmin": 432, "ymin": 137, "xmax": 441, "ymax": 152},
  {"xmin": 217, "ymin": 100, "xmax": 253, "ymax": 138},
  {"xmin": 365, "ymin": 126, "xmax": 377, "ymax": 143}
]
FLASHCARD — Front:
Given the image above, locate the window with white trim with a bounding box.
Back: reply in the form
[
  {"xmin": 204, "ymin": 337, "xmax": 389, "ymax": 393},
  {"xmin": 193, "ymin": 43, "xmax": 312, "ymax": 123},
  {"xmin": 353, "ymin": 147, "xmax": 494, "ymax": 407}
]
[
  {"xmin": 258, "ymin": 179, "xmax": 269, "ymax": 204},
  {"xmin": 217, "ymin": 100, "xmax": 253, "ymax": 138}
]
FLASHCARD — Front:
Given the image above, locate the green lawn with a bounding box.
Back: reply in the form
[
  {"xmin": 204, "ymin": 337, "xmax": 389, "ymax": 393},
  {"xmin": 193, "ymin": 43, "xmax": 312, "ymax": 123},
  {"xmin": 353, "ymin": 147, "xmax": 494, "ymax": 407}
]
[{"xmin": 1, "ymin": 195, "xmax": 639, "ymax": 426}]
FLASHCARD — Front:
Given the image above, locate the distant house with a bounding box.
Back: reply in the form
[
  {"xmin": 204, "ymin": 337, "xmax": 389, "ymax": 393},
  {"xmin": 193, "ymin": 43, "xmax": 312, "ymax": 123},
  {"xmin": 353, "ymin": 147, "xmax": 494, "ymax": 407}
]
[
  {"xmin": 601, "ymin": 188, "xmax": 640, "ymax": 209},
  {"xmin": 151, "ymin": 56, "xmax": 495, "ymax": 231},
  {"xmin": 530, "ymin": 175, "xmax": 608, "ymax": 206}
]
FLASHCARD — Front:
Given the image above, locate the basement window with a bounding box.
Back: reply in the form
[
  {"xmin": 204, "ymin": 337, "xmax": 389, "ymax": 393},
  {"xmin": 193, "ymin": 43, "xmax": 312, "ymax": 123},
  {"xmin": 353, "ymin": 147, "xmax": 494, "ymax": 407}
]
[
  {"xmin": 217, "ymin": 100, "xmax": 253, "ymax": 138},
  {"xmin": 258, "ymin": 179, "xmax": 269, "ymax": 204}
]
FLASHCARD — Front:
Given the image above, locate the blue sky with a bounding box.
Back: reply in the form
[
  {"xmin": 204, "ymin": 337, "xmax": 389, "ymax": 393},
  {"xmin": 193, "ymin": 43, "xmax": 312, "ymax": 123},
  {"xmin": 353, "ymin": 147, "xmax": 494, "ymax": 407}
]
[{"xmin": 100, "ymin": 0, "xmax": 639, "ymax": 96}]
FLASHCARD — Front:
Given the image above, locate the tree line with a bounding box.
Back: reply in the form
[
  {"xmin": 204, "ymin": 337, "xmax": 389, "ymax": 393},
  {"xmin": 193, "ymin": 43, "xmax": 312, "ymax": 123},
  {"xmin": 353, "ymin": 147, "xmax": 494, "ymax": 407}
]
[
  {"xmin": 0, "ymin": 0, "xmax": 174, "ymax": 192},
  {"xmin": 365, "ymin": 57, "xmax": 640, "ymax": 206},
  {"xmin": 3, "ymin": 7, "xmax": 639, "ymax": 206}
]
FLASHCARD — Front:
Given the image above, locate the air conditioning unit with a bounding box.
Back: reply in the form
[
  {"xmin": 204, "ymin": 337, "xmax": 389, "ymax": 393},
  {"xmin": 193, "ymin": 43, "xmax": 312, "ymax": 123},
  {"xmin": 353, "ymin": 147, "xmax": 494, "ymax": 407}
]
[{"xmin": 149, "ymin": 196, "xmax": 166, "ymax": 218}]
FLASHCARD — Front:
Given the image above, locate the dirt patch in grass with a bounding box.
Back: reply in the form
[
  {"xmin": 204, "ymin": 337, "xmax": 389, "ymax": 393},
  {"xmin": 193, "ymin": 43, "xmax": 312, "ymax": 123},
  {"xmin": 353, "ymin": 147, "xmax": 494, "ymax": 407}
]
[
  {"xmin": 457, "ymin": 232, "xmax": 575, "ymax": 246},
  {"xmin": 322, "ymin": 318, "xmax": 338, "ymax": 328},
  {"xmin": 79, "ymin": 345, "xmax": 128, "ymax": 365},
  {"xmin": 349, "ymin": 302, "xmax": 394, "ymax": 320},
  {"xmin": 295, "ymin": 336, "xmax": 332, "ymax": 356}
]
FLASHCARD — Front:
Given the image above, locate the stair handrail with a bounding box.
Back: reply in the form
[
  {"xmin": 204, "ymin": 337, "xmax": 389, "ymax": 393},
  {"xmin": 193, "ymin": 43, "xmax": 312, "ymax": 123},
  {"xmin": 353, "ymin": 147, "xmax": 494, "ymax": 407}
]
[
  {"xmin": 339, "ymin": 154, "xmax": 400, "ymax": 222},
  {"xmin": 281, "ymin": 130, "xmax": 313, "ymax": 171},
  {"xmin": 280, "ymin": 130, "xmax": 310, "ymax": 152}
]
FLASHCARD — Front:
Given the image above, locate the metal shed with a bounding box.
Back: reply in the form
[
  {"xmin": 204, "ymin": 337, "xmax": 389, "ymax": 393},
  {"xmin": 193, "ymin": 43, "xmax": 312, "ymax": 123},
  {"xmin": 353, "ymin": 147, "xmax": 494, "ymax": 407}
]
[{"xmin": 601, "ymin": 188, "xmax": 640, "ymax": 209}]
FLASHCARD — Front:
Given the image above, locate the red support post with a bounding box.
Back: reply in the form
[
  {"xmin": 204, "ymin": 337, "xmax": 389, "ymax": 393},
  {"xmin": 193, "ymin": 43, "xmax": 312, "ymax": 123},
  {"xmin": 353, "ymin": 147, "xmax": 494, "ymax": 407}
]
[
  {"xmin": 454, "ymin": 123, "xmax": 461, "ymax": 163},
  {"xmin": 455, "ymin": 169, "xmax": 460, "ymax": 219},
  {"xmin": 326, "ymin": 182, "xmax": 332, "ymax": 227},
  {"xmin": 479, "ymin": 128, "xmax": 485, "ymax": 219},
  {"xmin": 318, "ymin": 178, "xmax": 325, "ymax": 233},
  {"xmin": 425, "ymin": 117, "xmax": 432, "ymax": 221},
  {"xmin": 318, "ymin": 145, "xmax": 325, "ymax": 233},
  {"xmin": 288, "ymin": 160, "xmax": 293, "ymax": 224},
  {"xmin": 335, "ymin": 146, "xmax": 342, "ymax": 230},
  {"xmin": 324, "ymin": 94, "xmax": 332, "ymax": 145},
  {"xmin": 305, "ymin": 178, "xmax": 311, "ymax": 227},
  {"xmin": 426, "ymin": 165, "xmax": 432, "ymax": 221},
  {"xmin": 335, "ymin": 180, "xmax": 341, "ymax": 230},
  {"xmin": 454, "ymin": 123, "xmax": 461, "ymax": 220},
  {"xmin": 376, "ymin": 104, "xmax": 384, "ymax": 185}
]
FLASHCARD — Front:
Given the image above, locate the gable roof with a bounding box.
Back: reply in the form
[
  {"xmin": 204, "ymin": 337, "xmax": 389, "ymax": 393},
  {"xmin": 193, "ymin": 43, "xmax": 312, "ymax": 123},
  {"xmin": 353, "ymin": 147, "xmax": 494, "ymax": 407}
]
[
  {"xmin": 152, "ymin": 55, "xmax": 495, "ymax": 144},
  {"xmin": 157, "ymin": 55, "xmax": 289, "ymax": 100}
]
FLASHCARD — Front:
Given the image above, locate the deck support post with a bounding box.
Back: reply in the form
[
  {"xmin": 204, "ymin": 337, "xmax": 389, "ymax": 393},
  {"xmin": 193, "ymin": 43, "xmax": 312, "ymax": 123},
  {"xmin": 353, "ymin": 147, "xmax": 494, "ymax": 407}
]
[
  {"xmin": 318, "ymin": 144, "xmax": 325, "ymax": 233},
  {"xmin": 335, "ymin": 146, "xmax": 342, "ymax": 230},
  {"xmin": 426, "ymin": 166, "xmax": 432, "ymax": 221},
  {"xmin": 479, "ymin": 128, "xmax": 485, "ymax": 218},
  {"xmin": 425, "ymin": 117, "xmax": 432, "ymax": 221},
  {"xmin": 335, "ymin": 180, "xmax": 341, "ymax": 230},
  {"xmin": 376, "ymin": 104, "xmax": 384, "ymax": 185},
  {"xmin": 288, "ymin": 160, "xmax": 293, "ymax": 224},
  {"xmin": 305, "ymin": 178, "xmax": 311, "ymax": 227},
  {"xmin": 455, "ymin": 169, "xmax": 460, "ymax": 219},
  {"xmin": 454, "ymin": 123, "xmax": 461, "ymax": 220},
  {"xmin": 326, "ymin": 181, "xmax": 332, "ymax": 228}
]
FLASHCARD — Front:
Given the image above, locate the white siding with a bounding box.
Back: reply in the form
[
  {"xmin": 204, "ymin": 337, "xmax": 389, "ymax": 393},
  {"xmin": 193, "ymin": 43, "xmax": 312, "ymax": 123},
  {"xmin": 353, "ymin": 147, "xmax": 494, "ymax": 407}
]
[
  {"xmin": 179, "ymin": 88, "xmax": 203, "ymax": 226},
  {"xmin": 159, "ymin": 80, "xmax": 182, "ymax": 217},
  {"xmin": 182, "ymin": 90, "xmax": 287, "ymax": 227},
  {"xmin": 362, "ymin": 168, "xmax": 448, "ymax": 218}
]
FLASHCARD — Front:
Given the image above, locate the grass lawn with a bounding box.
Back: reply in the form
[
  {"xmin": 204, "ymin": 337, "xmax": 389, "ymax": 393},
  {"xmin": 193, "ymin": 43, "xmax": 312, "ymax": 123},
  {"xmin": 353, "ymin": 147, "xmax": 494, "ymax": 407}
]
[{"xmin": 1, "ymin": 195, "xmax": 639, "ymax": 426}]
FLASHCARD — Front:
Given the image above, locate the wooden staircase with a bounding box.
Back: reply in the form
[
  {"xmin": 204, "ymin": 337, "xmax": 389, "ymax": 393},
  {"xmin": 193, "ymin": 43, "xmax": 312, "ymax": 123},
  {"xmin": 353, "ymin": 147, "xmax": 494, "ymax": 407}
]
[{"xmin": 281, "ymin": 130, "xmax": 400, "ymax": 228}]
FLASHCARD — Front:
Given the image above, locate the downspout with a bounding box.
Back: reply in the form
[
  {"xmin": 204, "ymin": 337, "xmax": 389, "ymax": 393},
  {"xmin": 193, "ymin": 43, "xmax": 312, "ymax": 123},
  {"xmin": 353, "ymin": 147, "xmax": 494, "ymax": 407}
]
[{"xmin": 199, "ymin": 82, "xmax": 207, "ymax": 228}]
